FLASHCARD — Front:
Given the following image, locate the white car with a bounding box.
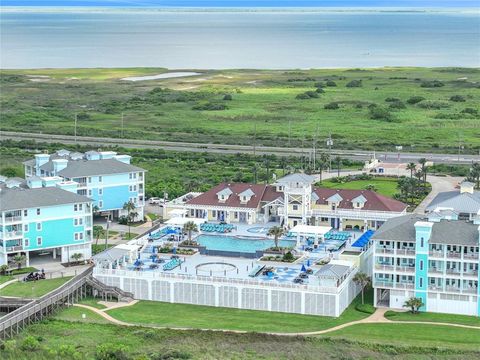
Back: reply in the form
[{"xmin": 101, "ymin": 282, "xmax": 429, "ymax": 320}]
[{"xmin": 149, "ymin": 197, "xmax": 163, "ymax": 205}]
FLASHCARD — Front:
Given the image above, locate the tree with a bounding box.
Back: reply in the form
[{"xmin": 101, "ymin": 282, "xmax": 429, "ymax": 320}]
[
  {"xmin": 0, "ymin": 264, "xmax": 8, "ymax": 275},
  {"xmin": 123, "ymin": 200, "xmax": 138, "ymax": 239},
  {"xmin": 267, "ymin": 226, "xmax": 285, "ymax": 251},
  {"xmin": 346, "ymin": 79, "xmax": 362, "ymax": 88},
  {"xmin": 467, "ymin": 162, "xmax": 480, "ymax": 189},
  {"xmin": 369, "ymin": 106, "xmax": 393, "ymax": 122},
  {"xmin": 183, "ymin": 221, "xmax": 198, "ymax": 244},
  {"xmin": 318, "ymin": 152, "xmax": 330, "ymax": 183},
  {"xmin": 93, "ymin": 225, "xmax": 105, "ymax": 246},
  {"xmin": 334, "ymin": 156, "xmax": 342, "ymax": 177},
  {"xmin": 71, "ymin": 253, "xmax": 83, "ymax": 263},
  {"xmin": 353, "ymin": 272, "xmax": 371, "ymax": 305},
  {"xmin": 406, "ymin": 162, "xmax": 416, "ymax": 178},
  {"xmin": 418, "ymin": 158, "xmax": 428, "ymax": 190},
  {"xmin": 92, "ymin": 205, "xmax": 100, "ymax": 215},
  {"xmin": 13, "ymin": 254, "xmax": 26, "ymax": 270},
  {"xmin": 404, "ymin": 297, "xmax": 424, "ymax": 314}
]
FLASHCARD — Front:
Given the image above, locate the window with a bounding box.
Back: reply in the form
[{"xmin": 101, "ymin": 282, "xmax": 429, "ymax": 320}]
[
  {"xmin": 36, "ymin": 222, "xmax": 42, "ymax": 231},
  {"xmin": 79, "ymin": 232, "xmax": 84, "ymax": 240},
  {"xmin": 133, "ymin": 173, "xmax": 137, "ymax": 179},
  {"xmin": 420, "ymin": 260, "xmax": 424, "ymax": 271},
  {"xmin": 420, "ymin": 237, "xmax": 424, "ymax": 247},
  {"xmin": 212, "ymin": 210, "xmax": 217, "ymax": 217},
  {"xmin": 23, "ymin": 210, "xmax": 28, "ymax": 217},
  {"xmin": 88, "ymin": 190, "xmax": 92, "ymax": 196},
  {"xmin": 356, "ymin": 202, "xmax": 360, "ymax": 207},
  {"xmin": 36, "ymin": 208, "xmax": 40, "ymax": 215},
  {"xmin": 98, "ymin": 188, "xmax": 103, "ymax": 195},
  {"xmin": 88, "ymin": 177, "xmax": 92, "ymax": 183},
  {"xmin": 79, "ymin": 204, "xmax": 83, "ymax": 211},
  {"xmin": 24, "ymin": 238, "xmax": 29, "ymax": 247},
  {"xmin": 419, "ymin": 278, "xmax": 423, "ymax": 288},
  {"xmin": 99, "ymin": 200, "xmax": 103, "ymax": 208},
  {"xmin": 133, "ymin": 185, "xmax": 137, "ymax": 192},
  {"xmin": 24, "ymin": 224, "xmax": 29, "ymax": 232},
  {"xmin": 98, "ymin": 176, "xmax": 102, "ymax": 183},
  {"xmin": 129, "ymin": 185, "xmax": 133, "ymax": 192},
  {"xmin": 37, "ymin": 236, "xmax": 42, "ymax": 246},
  {"xmin": 74, "ymin": 204, "xmax": 78, "ymax": 211},
  {"xmin": 74, "ymin": 233, "xmax": 79, "ymax": 241},
  {"xmin": 292, "ymin": 205, "xmax": 298, "ymax": 211},
  {"xmin": 129, "ymin": 173, "xmax": 133, "ymax": 179}
]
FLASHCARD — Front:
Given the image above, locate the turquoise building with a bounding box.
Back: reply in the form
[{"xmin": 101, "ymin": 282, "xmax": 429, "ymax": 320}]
[
  {"xmin": 0, "ymin": 177, "xmax": 93, "ymax": 267},
  {"xmin": 24, "ymin": 149, "xmax": 146, "ymax": 220}
]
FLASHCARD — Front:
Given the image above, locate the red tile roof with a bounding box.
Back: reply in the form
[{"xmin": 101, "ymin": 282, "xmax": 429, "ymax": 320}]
[
  {"xmin": 312, "ymin": 188, "xmax": 407, "ymax": 212},
  {"xmin": 261, "ymin": 185, "xmax": 283, "ymax": 202},
  {"xmin": 186, "ymin": 183, "xmax": 268, "ymax": 209}
]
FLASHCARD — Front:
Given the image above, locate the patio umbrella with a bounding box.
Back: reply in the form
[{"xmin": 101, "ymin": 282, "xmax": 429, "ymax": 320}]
[
  {"xmin": 306, "ymin": 259, "xmax": 311, "ymax": 267},
  {"xmin": 301, "ymin": 264, "xmax": 307, "ymax": 272}
]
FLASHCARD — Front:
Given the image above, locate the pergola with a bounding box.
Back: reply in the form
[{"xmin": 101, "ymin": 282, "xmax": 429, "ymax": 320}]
[
  {"xmin": 165, "ymin": 217, "xmax": 205, "ymax": 227},
  {"xmin": 289, "ymin": 224, "xmax": 332, "ymax": 245}
]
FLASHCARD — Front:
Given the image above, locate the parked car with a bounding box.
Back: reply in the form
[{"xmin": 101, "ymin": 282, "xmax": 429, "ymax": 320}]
[{"xmin": 149, "ymin": 197, "xmax": 164, "ymax": 205}]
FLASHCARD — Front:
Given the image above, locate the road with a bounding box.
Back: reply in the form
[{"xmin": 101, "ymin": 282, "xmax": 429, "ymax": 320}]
[{"xmin": 1, "ymin": 130, "xmax": 479, "ymax": 165}]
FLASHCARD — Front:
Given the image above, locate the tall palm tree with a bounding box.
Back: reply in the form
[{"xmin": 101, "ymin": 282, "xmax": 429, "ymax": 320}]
[
  {"xmin": 13, "ymin": 254, "xmax": 26, "ymax": 270},
  {"xmin": 123, "ymin": 200, "xmax": 137, "ymax": 239},
  {"xmin": 183, "ymin": 221, "xmax": 198, "ymax": 244},
  {"xmin": 93, "ymin": 225, "xmax": 105, "ymax": 246},
  {"xmin": 406, "ymin": 162, "xmax": 416, "ymax": 178},
  {"xmin": 334, "ymin": 156, "xmax": 342, "ymax": 178},
  {"xmin": 467, "ymin": 162, "xmax": 480, "ymax": 189},
  {"xmin": 267, "ymin": 226, "xmax": 285, "ymax": 251},
  {"xmin": 318, "ymin": 152, "xmax": 330, "ymax": 183},
  {"xmin": 353, "ymin": 272, "xmax": 371, "ymax": 305},
  {"xmin": 280, "ymin": 157, "xmax": 288, "ymax": 176},
  {"xmin": 418, "ymin": 158, "xmax": 427, "ymax": 189}
]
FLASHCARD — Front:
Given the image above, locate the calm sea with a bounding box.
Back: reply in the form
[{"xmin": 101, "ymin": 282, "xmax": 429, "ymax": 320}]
[{"xmin": 1, "ymin": 8, "xmax": 479, "ymax": 69}]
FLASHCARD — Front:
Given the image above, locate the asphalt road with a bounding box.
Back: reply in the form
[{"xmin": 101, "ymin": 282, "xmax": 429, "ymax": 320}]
[{"xmin": 1, "ymin": 130, "xmax": 478, "ymax": 165}]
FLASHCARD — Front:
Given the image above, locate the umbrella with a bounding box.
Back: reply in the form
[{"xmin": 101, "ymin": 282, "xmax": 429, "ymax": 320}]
[
  {"xmin": 306, "ymin": 259, "xmax": 311, "ymax": 267},
  {"xmin": 173, "ymin": 247, "xmax": 177, "ymax": 254},
  {"xmin": 301, "ymin": 264, "xmax": 307, "ymax": 272}
]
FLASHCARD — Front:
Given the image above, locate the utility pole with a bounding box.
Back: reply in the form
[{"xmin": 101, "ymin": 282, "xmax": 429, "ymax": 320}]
[
  {"xmin": 74, "ymin": 113, "xmax": 78, "ymax": 144},
  {"xmin": 327, "ymin": 132, "xmax": 333, "ymax": 171},
  {"xmin": 457, "ymin": 133, "xmax": 463, "ymax": 162},
  {"xmin": 288, "ymin": 120, "xmax": 291, "ymax": 148},
  {"xmin": 121, "ymin": 112, "xmax": 124, "ymax": 138},
  {"xmin": 313, "ymin": 124, "xmax": 318, "ymax": 173}
]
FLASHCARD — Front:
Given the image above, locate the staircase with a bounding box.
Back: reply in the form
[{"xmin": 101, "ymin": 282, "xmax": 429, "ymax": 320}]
[{"xmin": 86, "ymin": 276, "xmax": 134, "ymax": 302}]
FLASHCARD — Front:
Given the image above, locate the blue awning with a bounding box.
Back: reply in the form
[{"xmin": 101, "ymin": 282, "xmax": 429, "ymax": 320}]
[{"xmin": 351, "ymin": 230, "xmax": 375, "ymax": 248}]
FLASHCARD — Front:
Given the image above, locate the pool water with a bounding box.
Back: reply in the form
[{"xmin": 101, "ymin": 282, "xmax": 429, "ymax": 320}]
[{"xmin": 196, "ymin": 235, "xmax": 296, "ymax": 254}]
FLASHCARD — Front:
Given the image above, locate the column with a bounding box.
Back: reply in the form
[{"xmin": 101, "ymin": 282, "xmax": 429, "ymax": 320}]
[
  {"xmin": 25, "ymin": 252, "xmax": 30, "ymax": 267},
  {"xmin": 53, "ymin": 248, "xmax": 57, "ymax": 259}
]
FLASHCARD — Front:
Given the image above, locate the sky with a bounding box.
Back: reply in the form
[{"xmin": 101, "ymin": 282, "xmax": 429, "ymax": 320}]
[{"xmin": 2, "ymin": 0, "xmax": 478, "ymax": 7}]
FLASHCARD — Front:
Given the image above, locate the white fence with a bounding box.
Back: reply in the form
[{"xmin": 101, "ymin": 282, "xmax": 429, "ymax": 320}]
[{"xmin": 93, "ymin": 267, "xmax": 360, "ymax": 317}]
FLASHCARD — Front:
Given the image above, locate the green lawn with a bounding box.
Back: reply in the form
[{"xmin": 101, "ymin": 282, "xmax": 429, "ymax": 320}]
[
  {"xmin": 91, "ymin": 243, "xmax": 114, "ymax": 255},
  {"xmin": 319, "ymin": 177, "xmax": 399, "ymax": 198},
  {"xmin": 0, "ymin": 276, "xmax": 72, "ymax": 298},
  {"xmin": 53, "ymin": 306, "xmax": 110, "ymax": 324},
  {"xmin": 324, "ymin": 323, "xmax": 480, "ymax": 351},
  {"xmin": 147, "ymin": 212, "xmax": 160, "ymax": 221},
  {"xmin": 0, "ymin": 275, "xmax": 14, "ymax": 285},
  {"xmin": 106, "ymin": 290, "xmax": 373, "ymax": 333},
  {"xmin": 385, "ymin": 310, "xmax": 480, "ymax": 327},
  {"xmin": 79, "ymin": 297, "xmax": 108, "ymax": 310}
]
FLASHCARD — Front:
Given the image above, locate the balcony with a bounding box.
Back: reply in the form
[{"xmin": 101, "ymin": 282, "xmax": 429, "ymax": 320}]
[
  {"xmin": 396, "ymin": 282, "xmax": 415, "ymax": 290},
  {"xmin": 463, "ymin": 253, "xmax": 479, "ymax": 260},
  {"xmin": 373, "ymin": 280, "xmax": 395, "ymax": 288},
  {"xmin": 4, "ymin": 216, "xmax": 22, "ymax": 224},
  {"xmin": 428, "ymin": 285, "xmax": 443, "ymax": 291},
  {"xmin": 396, "ymin": 266, "xmax": 415, "ymax": 274},
  {"xmin": 375, "ymin": 247, "xmax": 395, "ymax": 255},
  {"xmin": 77, "ymin": 182, "xmax": 88, "ymax": 190},
  {"xmin": 396, "ymin": 249, "xmax": 416, "ymax": 257},
  {"xmin": 462, "ymin": 288, "xmax": 478, "ymax": 294},
  {"xmin": 1, "ymin": 230, "xmax": 23, "ymax": 240},
  {"xmin": 428, "ymin": 268, "xmax": 444, "ymax": 275},
  {"xmin": 445, "ymin": 286, "xmax": 461, "ymax": 293},
  {"xmin": 310, "ymin": 208, "xmax": 404, "ymax": 221},
  {"xmin": 429, "ymin": 251, "xmax": 444, "ymax": 259},
  {"xmin": 445, "ymin": 269, "xmax": 461, "ymax": 276},
  {"xmin": 463, "ymin": 271, "xmax": 479, "ymax": 278},
  {"xmin": 375, "ymin": 264, "xmax": 395, "ymax": 272},
  {"xmin": 446, "ymin": 252, "xmax": 461, "ymax": 259},
  {"xmin": 6, "ymin": 245, "xmax": 23, "ymax": 252}
]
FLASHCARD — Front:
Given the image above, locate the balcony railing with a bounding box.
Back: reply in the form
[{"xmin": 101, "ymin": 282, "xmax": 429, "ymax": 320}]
[
  {"xmin": 462, "ymin": 288, "xmax": 478, "ymax": 294},
  {"xmin": 396, "ymin": 249, "xmax": 416, "ymax": 257},
  {"xmin": 463, "ymin": 253, "xmax": 479, "ymax": 260},
  {"xmin": 4, "ymin": 216, "xmax": 22, "ymax": 224},
  {"xmin": 1, "ymin": 231, "xmax": 23, "ymax": 240},
  {"xmin": 428, "ymin": 268, "xmax": 444, "ymax": 275},
  {"xmin": 5, "ymin": 245, "xmax": 23, "ymax": 252},
  {"xmin": 445, "ymin": 269, "xmax": 461, "ymax": 276},
  {"xmin": 375, "ymin": 247, "xmax": 395, "ymax": 254},
  {"xmin": 463, "ymin": 271, "xmax": 478, "ymax": 277},
  {"xmin": 446, "ymin": 252, "xmax": 461, "ymax": 259},
  {"xmin": 429, "ymin": 251, "xmax": 444, "ymax": 258},
  {"xmin": 428, "ymin": 285, "xmax": 443, "ymax": 291},
  {"xmin": 373, "ymin": 280, "xmax": 414, "ymax": 290},
  {"xmin": 445, "ymin": 286, "xmax": 461, "ymax": 293},
  {"xmin": 396, "ymin": 266, "xmax": 415, "ymax": 273},
  {"xmin": 310, "ymin": 208, "xmax": 404, "ymax": 221},
  {"xmin": 375, "ymin": 264, "xmax": 395, "ymax": 271}
]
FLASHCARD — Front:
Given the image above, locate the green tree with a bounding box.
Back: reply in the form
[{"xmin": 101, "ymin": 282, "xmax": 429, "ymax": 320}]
[
  {"xmin": 418, "ymin": 158, "xmax": 428, "ymax": 190},
  {"xmin": 318, "ymin": 152, "xmax": 330, "ymax": 182},
  {"xmin": 93, "ymin": 225, "xmax": 105, "ymax": 246},
  {"xmin": 183, "ymin": 221, "xmax": 198, "ymax": 244},
  {"xmin": 404, "ymin": 297, "xmax": 424, "ymax": 314},
  {"xmin": 0, "ymin": 264, "xmax": 9, "ymax": 275},
  {"xmin": 334, "ymin": 156, "xmax": 342, "ymax": 177},
  {"xmin": 13, "ymin": 254, "xmax": 26, "ymax": 270},
  {"xmin": 467, "ymin": 162, "xmax": 480, "ymax": 189},
  {"xmin": 267, "ymin": 226, "xmax": 285, "ymax": 251},
  {"xmin": 353, "ymin": 272, "xmax": 371, "ymax": 305},
  {"xmin": 406, "ymin": 162, "xmax": 416, "ymax": 178},
  {"xmin": 123, "ymin": 200, "xmax": 138, "ymax": 239},
  {"xmin": 71, "ymin": 253, "xmax": 83, "ymax": 263}
]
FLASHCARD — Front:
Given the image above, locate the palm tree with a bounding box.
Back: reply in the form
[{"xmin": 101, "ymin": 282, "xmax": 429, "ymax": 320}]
[
  {"xmin": 418, "ymin": 158, "xmax": 427, "ymax": 189},
  {"xmin": 13, "ymin": 254, "xmax": 26, "ymax": 270},
  {"xmin": 406, "ymin": 162, "xmax": 416, "ymax": 178},
  {"xmin": 279, "ymin": 157, "xmax": 288, "ymax": 176},
  {"xmin": 404, "ymin": 297, "xmax": 424, "ymax": 314},
  {"xmin": 183, "ymin": 221, "xmax": 198, "ymax": 244},
  {"xmin": 353, "ymin": 272, "xmax": 371, "ymax": 305},
  {"xmin": 267, "ymin": 226, "xmax": 285, "ymax": 251},
  {"xmin": 93, "ymin": 225, "xmax": 105, "ymax": 246},
  {"xmin": 123, "ymin": 200, "xmax": 137, "ymax": 239},
  {"xmin": 0, "ymin": 264, "xmax": 9, "ymax": 275},
  {"xmin": 334, "ymin": 156, "xmax": 342, "ymax": 177},
  {"xmin": 71, "ymin": 253, "xmax": 83, "ymax": 263},
  {"xmin": 467, "ymin": 162, "xmax": 480, "ymax": 189},
  {"xmin": 92, "ymin": 205, "xmax": 100, "ymax": 215},
  {"xmin": 318, "ymin": 152, "xmax": 330, "ymax": 183}
]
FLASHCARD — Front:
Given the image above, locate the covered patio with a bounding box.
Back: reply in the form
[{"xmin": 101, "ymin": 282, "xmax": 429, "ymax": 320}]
[{"xmin": 287, "ymin": 224, "xmax": 332, "ymax": 246}]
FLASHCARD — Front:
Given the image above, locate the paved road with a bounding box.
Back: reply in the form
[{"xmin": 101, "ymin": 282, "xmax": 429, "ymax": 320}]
[{"xmin": 1, "ymin": 130, "xmax": 479, "ymax": 165}]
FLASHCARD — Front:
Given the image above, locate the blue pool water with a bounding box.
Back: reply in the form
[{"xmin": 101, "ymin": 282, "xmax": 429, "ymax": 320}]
[{"xmin": 196, "ymin": 235, "xmax": 296, "ymax": 254}]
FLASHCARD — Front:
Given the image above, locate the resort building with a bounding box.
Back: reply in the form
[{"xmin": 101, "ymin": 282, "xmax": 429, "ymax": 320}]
[
  {"xmin": 425, "ymin": 181, "xmax": 480, "ymax": 221},
  {"xmin": 0, "ymin": 177, "xmax": 93, "ymax": 267},
  {"xmin": 372, "ymin": 212, "xmax": 480, "ymax": 316},
  {"xmin": 23, "ymin": 149, "xmax": 146, "ymax": 220},
  {"xmin": 164, "ymin": 173, "xmax": 407, "ymax": 230}
]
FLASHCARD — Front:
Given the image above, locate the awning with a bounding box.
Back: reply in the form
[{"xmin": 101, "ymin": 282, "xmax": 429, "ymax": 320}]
[
  {"xmin": 289, "ymin": 224, "xmax": 332, "ymax": 237},
  {"xmin": 165, "ymin": 217, "xmax": 205, "ymax": 227}
]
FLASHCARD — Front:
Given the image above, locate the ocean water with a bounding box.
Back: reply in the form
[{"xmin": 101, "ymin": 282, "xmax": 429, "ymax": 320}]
[{"xmin": 1, "ymin": 8, "xmax": 479, "ymax": 69}]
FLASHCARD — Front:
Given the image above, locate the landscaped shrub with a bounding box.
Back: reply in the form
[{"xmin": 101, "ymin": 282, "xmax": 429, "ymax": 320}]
[
  {"xmin": 420, "ymin": 80, "xmax": 444, "ymax": 88},
  {"xmin": 282, "ymin": 251, "xmax": 295, "ymax": 262},
  {"xmin": 95, "ymin": 343, "xmax": 130, "ymax": 360},
  {"xmin": 369, "ymin": 106, "xmax": 393, "ymax": 122},
  {"xmin": 325, "ymin": 80, "xmax": 337, "ymax": 87},
  {"xmin": 355, "ymin": 303, "xmax": 376, "ymax": 314},
  {"xmin": 449, "ymin": 95, "xmax": 466, "ymax": 102},
  {"xmin": 406, "ymin": 96, "xmax": 425, "ymax": 104},
  {"xmin": 385, "ymin": 97, "xmax": 400, "ymax": 102},
  {"xmin": 346, "ymin": 79, "xmax": 362, "ymax": 87},
  {"xmin": 118, "ymin": 216, "xmax": 128, "ymax": 225},
  {"xmin": 416, "ymin": 100, "xmax": 450, "ymax": 109},
  {"xmin": 324, "ymin": 102, "xmax": 339, "ymax": 110}
]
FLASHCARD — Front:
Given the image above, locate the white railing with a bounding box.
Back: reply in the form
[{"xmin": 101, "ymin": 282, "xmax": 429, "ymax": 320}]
[
  {"xmin": 309, "ymin": 208, "xmax": 404, "ymax": 221},
  {"xmin": 375, "ymin": 247, "xmax": 395, "ymax": 255},
  {"xmin": 396, "ymin": 249, "xmax": 416, "ymax": 257},
  {"xmin": 0, "ymin": 231, "xmax": 23, "ymax": 240},
  {"xmin": 373, "ymin": 280, "xmax": 414, "ymax": 290},
  {"xmin": 396, "ymin": 266, "xmax": 415, "ymax": 273},
  {"xmin": 447, "ymin": 252, "xmax": 461, "ymax": 259},
  {"xmin": 4, "ymin": 216, "xmax": 22, "ymax": 224},
  {"xmin": 94, "ymin": 267, "xmax": 342, "ymax": 294},
  {"xmin": 463, "ymin": 253, "xmax": 479, "ymax": 260},
  {"xmin": 428, "ymin": 251, "xmax": 444, "ymax": 258},
  {"xmin": 375, "ymin": 264, "xmax": 395, "ymax": 271}
]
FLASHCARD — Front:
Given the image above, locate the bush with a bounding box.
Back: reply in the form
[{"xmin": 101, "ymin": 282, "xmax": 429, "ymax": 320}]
[
  {"xmin": 461, "ymin": 107, "xmax": 478, "ymax": 115},
  {"xmin": 282, "ymin": 251, "xmax": 295, "ymax": 262},
  {"xmin": 324, "ymin": 102, "xmax": 339, "ymax": 110},
  {"xmin": 118, "ymin": 216, "xmax": 128, "ymax": 225},
  {"xmin": 346, "ymin": 79, "xmax": 362, "ymax": 87},
  {"xmin": 296, "ymin": 91, "xmax": 319, "ymax": 99},
  {"xmin": 192, "ymin": 102, "xmax": 227, "ymax": 111},
  {"xmin": 420, "ymin": 80, "xmax": 444, "ymax": 88},
  {"xmin": 388, "ymin": 101, "xmax": 406, "ymax": 109},
  {"xmin": 149, "ymin": 350, "xmax": 192, "ymax": 360},
  {"xmin": 57, "ymin": 344, "xmax": 82, "ymax": 360},
  {"xmin": 385, "ymin": 97, "xmax": 400, "ymax": 102},
  {"xmin": 315, "ymin": 87, "xmax": 325, "ymax": 93},
  {"xmin": 355, "ymin": 303, "xmax": 376, "ymax": 314},
  {"xmin": 295, "ymin": 93, "xmax": 310, "ymax": 100},
  {"xmin": 223, "ymin": 94, "xmax": 233, "ymax": 101},
  {"xmin": 369, "ymin": 106, "xmax": 393, "ymax": 122},
  {"xmin": 20, "ymin": 336, "xmax": 41, "ymax": 351},
  {"xmin": 417, "ymin": 100, "xmax": 450, "ymax": 109},
  {"xmin": 95, "ymin": 343, "xmax": 130, "ymax": 360},
  {"xmin": 449, "ymin": 95, "xmax": 466, "ymax": 102},
  {"xmin": 314, "ymin": 82, "xmax": 324, "ymax": 88},
  {"xmin": 406, "ymin": 96, "xmax": 425, "ymax": 104},
  {"xmin": 325, "ymin": 80, "xmax": 337, "ymax": 87}
]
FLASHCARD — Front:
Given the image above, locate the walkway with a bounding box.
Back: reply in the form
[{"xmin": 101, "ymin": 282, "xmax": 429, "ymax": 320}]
[
  {"xmin": 72, "ymin": 304, "xmax": 480, "ymax": 336},
  {"xmin": 414, "ymin": 175, "xmax": 464, "ymax": 214}
]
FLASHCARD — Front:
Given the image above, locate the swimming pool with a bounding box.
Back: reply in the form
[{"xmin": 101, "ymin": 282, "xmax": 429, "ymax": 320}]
[{"xmin": 196, "ymin": 235, "xmax": 296, "ymax": 254}]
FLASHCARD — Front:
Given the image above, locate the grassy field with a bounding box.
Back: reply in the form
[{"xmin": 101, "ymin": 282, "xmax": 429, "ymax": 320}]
[
  {"xmin": 52, "ymin": 306, "xmax": 111, "ymax": 324},
  {"xmin": 385, "ymin": 310, "xmax": 480, "ymax": 327},
  {"xmin": 6, "ymin": 320, "xmax": 480, "ymax": 360},
  {"xmin": 1, "ymin": 67, "xmax": 479, "ymax": 153},
  {"xmin": 325, "ymin": 323, "xmax": 480, "ymax": 351},
  {"xmin": 0, "ymin": 277, "xmax": 72, "ymax": 298},
  {"xmin": 319, "ymin": 177, "xmax": 399, "ymax": 197}
]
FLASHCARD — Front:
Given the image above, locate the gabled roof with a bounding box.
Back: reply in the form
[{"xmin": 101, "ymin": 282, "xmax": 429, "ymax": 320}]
[
  {"xmin": 315, "ymin": 264, "xmax": 350, "ymax": 280},
  {"xmin": 313, "ymin": 188, "xmax": 407, "ymax": 212},
  {"xmin": 57, "ymin": 159, "xmax": 145, "ymax": 177},
  {"xmin": 426, "ymin": 191, "xmax": 480, "ymax": 214},
  {"xmin": 187, "ymin": 183, "xmax": 267, "ymax": 209},
  {"xmin": 261, "ymin": 185, "xmax": 283, "ymax": 202},
  {"xmin": 327, "ymin": 193, "xmax": 343, "ymax": 203},
  {"xmin": 239, "ymin": 188, "xmax": 255, "ymax": 198},
  {"xmin": 276, "ymin": 173, "xmax": 316, "ymax": 185},
  {"xmin": 216, "ymin": 187, "xmax": 233, "ymax": 197},
  {"xmin": 352, "ymin": 194, "xmax": 367, "ymax": 204},
  {"xmin": 0, "ymin": 187, "xmax": 92, "ymax": 212},
  {"xmin": 311, "ymin": 192, "xmax": 320, "ymax": 202}
]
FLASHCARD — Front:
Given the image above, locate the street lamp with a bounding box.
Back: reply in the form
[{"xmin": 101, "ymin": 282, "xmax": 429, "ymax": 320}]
[{"xmin": 105, "ymin": 217, "xmax": 111, "ymax": 251}]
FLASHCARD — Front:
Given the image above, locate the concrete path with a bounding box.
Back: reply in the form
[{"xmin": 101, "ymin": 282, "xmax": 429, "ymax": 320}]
[
  {"xmin": 415, "ymin": 175, "xmax": 463, "ymax": 214},
  {"xmin": 71, "ymin": 304, "xmax": 480, "ymax": 336}
]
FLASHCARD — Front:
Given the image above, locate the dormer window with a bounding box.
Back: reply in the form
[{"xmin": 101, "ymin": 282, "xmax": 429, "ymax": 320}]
[
  {"xmin": 239, "ymin": 188, "xmax": 255, "ymax": 204},
  {"xmin": 217, "ymin": 187, "xmax": 233, "ymax": 202}
]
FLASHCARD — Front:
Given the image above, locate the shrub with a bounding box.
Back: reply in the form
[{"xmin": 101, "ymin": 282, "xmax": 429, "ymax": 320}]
[
  {"xmin": 223, "ymin": 94, "xmax": 233, "ymax": 101},
  {"xmin": 315, "ymin": 87, "xmax": 325, "ymax": 93},
  {"xmin": 118, "ymin": 216, "xmax": 128, "ymax": 225},
  {"xmin": 314, "ymin": 82, "xmax": 324, "ymax": 88},
  {"xmin": 420, "ymin": 80, "xmax": 444, "ymax": 88},
  {"xmin": 417, "ymin": 100, "xmax": 450, "ymax": 109},
  {"xmin": 461, "ymin": 107, "xmax": 478, "ymax": 115},
  {"xmin": 20, "ymin": 336, "xmax": 40, "ymax": 351},
  {"xmin": 449, "ymin": 95, "xmax": 466, "ymax": 102},
  {"xmin": 149, "ymin": 350, "xmax": 192, "ymax": 360},
  {"xmin": 324, "ymin": 102, "xmax": 339, "ymax": 110},
  {"xmin": 282, "ymin": 251, "xmax": 295, "ymax": 262},
  {"xmin": 385, "ymin": 97, "xmax": 400, "ymax": 102},
  {"xmin": 346, "ymin": 79, "xmax": 362, "ymax": 88},
  {"xmin": 296, "ymin": 91, "xmax": 319, "ymax": 99},
  {"xmin": 95, "ymin": 343, "xmax": 130, "ymax": 360},
  {"xmin": 355, "ymin": 303, "xmax": 376, "ymax": 314},
  {"xmin": 388, "ymin": 101, "xmax": 406, "ymax": 110},
  {"xmin": 295, "ymin": 93, "xmax": 310, "ymax": 100},
  {"xmin": 325, "ymin": 80, "xmax": 337, "ymax": 87},
  {"xmin": 57, "ymin": 344, "xmax": 82, "ymax": 360},
  {"xmin": 369, "ymin": 106, "xmax": 393, "ymax": 122},
  {"xmin": 406, "ymin": 96, "xmax": 425, "ymax": 104},
  {"xmin": 192, "ymin": 102, "xmax": 227, "ymax": 111}
]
